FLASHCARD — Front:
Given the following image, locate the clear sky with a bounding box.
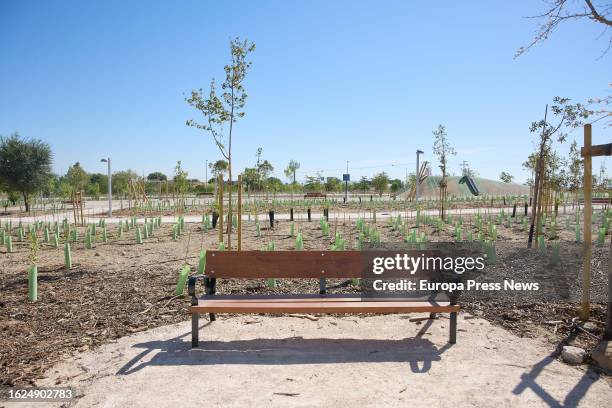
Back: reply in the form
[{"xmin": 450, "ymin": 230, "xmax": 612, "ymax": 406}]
[{"xmin": 1, "ymin": 0, "xmax": 610, "ymax": 183}]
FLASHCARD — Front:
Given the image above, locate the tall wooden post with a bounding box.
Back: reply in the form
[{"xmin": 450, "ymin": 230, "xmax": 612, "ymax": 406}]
[
  {"xmin": 581, "ymin": 124, "xmax": 592, "ymax": 319},
  {"xmin": 218, "ymin": 174, "xmax": 223, "ymax": 246},
  {"xmin": 237, "ymin": 175, "xmax": 242, "ymax": 251}
]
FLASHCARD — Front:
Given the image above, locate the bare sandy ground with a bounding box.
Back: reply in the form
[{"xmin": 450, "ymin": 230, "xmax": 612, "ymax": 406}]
[{"xmin": 5, "ymin": 313, "xmax": 610, "ymax": 408}]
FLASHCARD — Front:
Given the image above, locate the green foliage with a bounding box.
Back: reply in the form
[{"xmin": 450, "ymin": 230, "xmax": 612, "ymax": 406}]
[
  {"xmin": 0, "ymin": 133, "xmax": 52, "ymax": 212},
  {"xmin": 371, "ymin": 172, "xmax": 390, "ymax": 196}
]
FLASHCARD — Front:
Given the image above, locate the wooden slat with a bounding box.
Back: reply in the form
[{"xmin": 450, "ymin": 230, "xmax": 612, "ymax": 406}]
[
  {"xmin": 190, "ymin": 300, "xmax": 459, "ymax": 314},
  {"xmin": 581, "ymin": 143, "xmax": 612, "ymax": 158},
  {"xmin": 205, "ymin": 251, "xmax": 364, "ymax": 278},
  {"xmin": 203, "ymin": 294, "xmax": 445, "ymax": 303}
]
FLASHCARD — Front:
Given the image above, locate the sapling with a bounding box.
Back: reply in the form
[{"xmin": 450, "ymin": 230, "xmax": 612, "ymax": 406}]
[
  {"xmin": 295, "ymin": 232, "xmax": 304, "ymax": 251},
  {"xmin": 136, "ymin": 227, "xmax": 143, "ymax": 244},
  {"xmin": 597, "ymin": 227, "xmax": 606, "ymax": 246},
  {"xmin": 6, "ymin": 235, "xmax": 12, "ymax": 253},
  {"xmin": 44, "ymin": 227, "xmax": 49, "ymax": 243},
  {"xmin": 551, "ymin": 241, "xmax": 560, "ymax": 264},
  {"xmin": 102, "ymin": 226, "xmax": 108, "ymax": 243},
  {"xmin": 538, "ymin": 236, "xmax": 547, "ymax": 256},
  {"xmin": 52, "ymin": 233, "xmax": 59, "ymax": 248},
  {"xmin": 85, "ymin": 229, "xmax": 93, "ymax": 249}
]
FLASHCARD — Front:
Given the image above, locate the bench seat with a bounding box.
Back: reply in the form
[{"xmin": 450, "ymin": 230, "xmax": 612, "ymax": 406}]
[{"xmin": 191, "ymin": 296, "xmax": 459, "ymax": 314}]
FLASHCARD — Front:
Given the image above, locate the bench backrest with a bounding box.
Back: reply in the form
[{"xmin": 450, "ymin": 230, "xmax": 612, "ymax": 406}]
[{"xmin": 205, "ymin": 251, "xmax": 363, "ymax": 279}]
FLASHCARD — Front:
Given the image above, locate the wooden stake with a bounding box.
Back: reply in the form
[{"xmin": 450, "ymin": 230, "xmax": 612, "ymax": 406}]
[
  {"xmin": 582, "ymin": 124, "xmax": 592, "ymax": 319},
  {"xmin": 218, "ymin": 174, "xmax": 224, "ymax": 246},
  {"xmin": 238, "ymin": 175, "xmax": 242, "ymax": 251}
]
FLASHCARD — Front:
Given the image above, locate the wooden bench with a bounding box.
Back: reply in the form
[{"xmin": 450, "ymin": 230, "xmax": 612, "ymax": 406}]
[
  {"xmin": 304, "ymin": 192, "xmax": 327, "ymax": 199},
  {"xmin": 187, "ymin": 251, "xmax": 460, "ymax": 347}
]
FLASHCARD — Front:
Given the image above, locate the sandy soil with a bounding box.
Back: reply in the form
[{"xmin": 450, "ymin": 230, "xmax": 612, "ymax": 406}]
[
  {"xmin": 5, "ymin": 314, "xmax": 611, "ymax": 408},
  {"xmin": 1, "ymin": 214, "xmax": 610, "ymax": 389}
]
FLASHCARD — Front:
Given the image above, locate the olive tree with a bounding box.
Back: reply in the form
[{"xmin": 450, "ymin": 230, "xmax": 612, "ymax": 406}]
[
  {"xmin": 0, "ymin": 133, "xmax": 52, "ymax": 212},
  {"xmin": 186, "ymin": 37, "xmax": 255, "ymax": 249}
]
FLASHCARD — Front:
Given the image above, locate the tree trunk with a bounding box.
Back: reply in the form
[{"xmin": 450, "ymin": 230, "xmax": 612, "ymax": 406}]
[{"xmin": 22, "ymin": 191, "xmax": 30, "ymax": 213}]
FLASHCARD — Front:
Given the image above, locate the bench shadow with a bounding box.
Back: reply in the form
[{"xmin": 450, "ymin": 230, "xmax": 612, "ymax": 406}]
[
  {"xmin": 512, "ymin": 329, "xmax": 602, "ymax": 408},
  {"xmin": 117, "ymin": 319, "xmax": 451, "ymax": 376}
]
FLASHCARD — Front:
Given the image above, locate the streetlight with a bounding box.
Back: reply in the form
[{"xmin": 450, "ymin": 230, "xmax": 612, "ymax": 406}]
[
  {"xmin": 100, "ymin": 158, "xmax": 112, "ymax": 217},
  {"xmin": 415, "ymin": 150, "xmax": 424, "ymax": 202}
]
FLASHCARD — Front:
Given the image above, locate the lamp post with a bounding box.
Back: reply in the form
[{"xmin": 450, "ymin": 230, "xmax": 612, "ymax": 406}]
[
  {"xmin": 100, "ymin": 158, "xmax": 112, "ymax": 217},
  {"xmin": 415, "ymin": 150, "xmax": 424, "ymax": 202}
]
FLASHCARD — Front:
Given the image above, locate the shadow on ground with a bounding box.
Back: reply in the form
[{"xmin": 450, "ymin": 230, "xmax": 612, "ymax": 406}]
[{"xmin": 118, "ymin": 319, "xmax": 451, "ymax": 375}]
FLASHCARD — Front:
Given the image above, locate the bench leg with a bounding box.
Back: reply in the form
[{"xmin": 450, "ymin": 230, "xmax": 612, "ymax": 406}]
[
  {"xmin": 429, "ymin": 312, "xmax": 437, "ymax": 319},
  {"xmin": 209, "ymin": 313, "xmax": 216, "ymax": 321},
  {"xmin": 192, "ymin": 313, "xmax": 199, "ymax": 347},
  {"xmin": 449, "ymin": 312, "xmax": 457, "ymax": 344}
]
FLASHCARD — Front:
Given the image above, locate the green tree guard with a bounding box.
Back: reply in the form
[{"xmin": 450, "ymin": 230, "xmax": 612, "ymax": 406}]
[
  {"xmin": 85, "ymin": 230, "xmax": 92, "ymax": 249},
  {"xmin": 174, "ymin": 265, "xmax": 190, "ymax": 295},
  {"xmin": 64, "ymin": 242, "xmax": 72, "ymax": 269},
  {"xmin": 6, "ymin": 235, "xmax": 13, "ymax": 253},
  {"xmin": 197, "ymin": 249, "xmax": 206, "ymax": 274},
  {"xmin": 28, "ymin": 264, "xmax": 38, "ymax": 302},
  {"xmin": 136, "ymin": 227, "xmax": 143, "ymax": 244}
]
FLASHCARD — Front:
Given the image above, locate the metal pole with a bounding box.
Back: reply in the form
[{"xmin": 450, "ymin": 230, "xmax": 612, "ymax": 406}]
[
  {"xmin": 345, "ymin": 160, "xmax": 349, "ymax": 203},
  {"xmin": 107, "ymin": 158, "xmax": 112, "ymax": 217}
]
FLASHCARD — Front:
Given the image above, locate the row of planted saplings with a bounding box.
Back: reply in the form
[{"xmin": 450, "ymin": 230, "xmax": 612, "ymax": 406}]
[{"xmin": 15, "ymin": 215, "xmax": 187, "ymax": 302}]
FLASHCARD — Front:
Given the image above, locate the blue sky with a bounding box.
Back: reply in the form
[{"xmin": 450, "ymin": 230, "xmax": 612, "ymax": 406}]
[{"xmin": 1, "ymin": 0, "xmax": 610, "ymax": 183}]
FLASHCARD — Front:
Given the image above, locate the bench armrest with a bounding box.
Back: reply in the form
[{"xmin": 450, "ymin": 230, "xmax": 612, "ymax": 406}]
[{"xmin": 188, "ymin": 275, "xmax": 206, "ymax": 306}]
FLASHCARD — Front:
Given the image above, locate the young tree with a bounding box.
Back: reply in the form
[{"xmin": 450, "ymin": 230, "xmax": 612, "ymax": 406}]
[
  {"xmin": 354, "ymin": 176, "xmax": 370, "ymax": 193},
  {"xmin": 173, "ymin": 161, "xmax": 189, "ymax": 197},
  {"xmin": 304, "ymin": 174, "xmax": 323, "ymax": 192},
  {"xmin": 209, "ymin": 159, "xmax": 229, "ymax": 180},
  {"xmin": 390, "ymin": 178, "xmax": 404, "ymax": 193},
  {"xmin": 371, "ymin": 172, "xmax": 390, "ymax": 196},
  {"xmin": 147, "ymin": 172, "xmax": 167, "ymax": 181},
  {"xmin": 432, "ymin": 124, "xmax": 456, "ymax": 218},
  {"xmin": 567, "ymin": 140, "xmax": 583, "ymax": 194},
  {"xmin": 0, "ymin": 133, "xmax": 52, "ymax": 212},
  {"xmin": 516, "ymin": 0, "xmax": 612, "ymax": 58},
  {"xmin": 65, "ymin": 162, "xmax": 89, "ymax": 194},
  {"xmin": 257, "ymin": 160, "xmax": 274, "ymax": 185},
  {"xmin": 527, "ymin": 97, "xmax": 591, "ymax": 246},
  {"xmin": 186, "ymin": 37, "xmax": 256, "ymax": 249},
  {"xmin": 325, "ymin": 177, "xmax": 342, "ymax": 193},
  {"xmin": 499, "ymin": 171, "xmax": 514, "ymax": 183},
  {"xmin": 284, "ymin": 160, "xmax": 301, "ymax": 184}
]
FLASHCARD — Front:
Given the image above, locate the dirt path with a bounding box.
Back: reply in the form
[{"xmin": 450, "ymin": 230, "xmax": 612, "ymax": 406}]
[{"xmin": 11, "ymin": 313, "xmax": 610, "ymax": 408}]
